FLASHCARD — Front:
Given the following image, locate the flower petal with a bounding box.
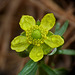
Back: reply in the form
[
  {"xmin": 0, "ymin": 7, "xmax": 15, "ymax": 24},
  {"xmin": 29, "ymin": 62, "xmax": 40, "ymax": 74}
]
[
  {"xmin": 11, "ymin": 36, "xmax": 30, "ymax": 52},
  {"xmin": 44, "ymin": 35, "xmax": 64, "ymax": 48},
  {"xmin": 29, "ymin": 46, "xmax": 44, "ymax": 62},
  {"xmin": 40, "ymin": 13, "xmax": 56, "ymax": 30},
  {"xmin": 42, "ymin": 43, "xmax": 53, "ymax": 55},
  {"xmin": 19, "ymin": 15, "xmax": 36, "ymax": 31}
]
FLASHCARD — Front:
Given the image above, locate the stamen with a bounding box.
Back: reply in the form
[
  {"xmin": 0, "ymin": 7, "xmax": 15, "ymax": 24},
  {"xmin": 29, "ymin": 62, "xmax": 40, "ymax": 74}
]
[{"xmin": 26, "ymin": 25, "xmax": 48, "ymax": 46}]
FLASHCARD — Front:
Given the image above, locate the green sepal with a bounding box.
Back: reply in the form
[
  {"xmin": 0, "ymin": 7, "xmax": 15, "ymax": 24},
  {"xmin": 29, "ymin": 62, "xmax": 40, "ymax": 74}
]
[
  {"xmin": 20, "ymin": 31, "xmax": 26, "ymax": 36},
  {"xmin": 36, "ymin": 20, "xmax": 40, "ymax": 26},
  {"xmin": 47, "ymin": 31, "xmax": 54, "ymax": 37},
  {"xmin": 42, "ymin": 43, "xmax": 53, "ymax": 55},
  {"xmin": 18, "ymin": 50, "xmax": 29, "ymax": 57},
  {"xmin": 27, "ymin": 44, "xmax": 34, "ymax": 52}
]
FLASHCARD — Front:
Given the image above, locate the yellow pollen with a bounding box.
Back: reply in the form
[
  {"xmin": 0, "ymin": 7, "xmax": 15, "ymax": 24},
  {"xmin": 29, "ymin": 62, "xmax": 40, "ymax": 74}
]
[
  {"xmin": 37, "ymin": 44, "xmax": 40, "ymax": 46},
  {"xmin": 26, "ymin": 25, "xmax": 48, "ymax": 46},
  {"xmin": 28, "ymin": 41, "xmax": 32, "ymax": 44},
  {"xmin": 41, "ymin": 41, "xmax": 43, "ymax": 44}
]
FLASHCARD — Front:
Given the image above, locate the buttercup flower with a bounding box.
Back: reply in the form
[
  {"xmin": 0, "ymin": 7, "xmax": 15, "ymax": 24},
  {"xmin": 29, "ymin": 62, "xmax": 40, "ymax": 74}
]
[{"xmin": 11, "ymin": 13, "xmax": 64, "ymax": 62}]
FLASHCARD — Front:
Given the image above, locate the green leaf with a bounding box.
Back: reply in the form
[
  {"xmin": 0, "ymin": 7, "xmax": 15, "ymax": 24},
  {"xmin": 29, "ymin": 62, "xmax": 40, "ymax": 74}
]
[
  {"xmin": 36, "ymin": 20, "xmax": 40, "ymax": 26},
  {"xmin": 55, "ymin": 20, "xmax": 69, "ymax": 36},
  {"xmin": 56, "ymin": 49, "xmax": 75, "ymax": 55},
  {"xmin": 18, "ymin": 60, "xmax": 38, "ymax": 75},
  {"xmin": 41, "ymin": 64, "xmax": 57, "ymax": 75},
  {"xmin": 28, "ymin": 65, "xmax": 38, "ymax": 75},
  {"xmin": 54, "ymin": 68, "xmax": 68, "ymax": 75},
  {"xmin": 39, "ymin": 66, "xmax": 48, "ymax": 75},
  {"xmin": 48, "ymin": 48, "xmax": 57, "ymax": 55},
  {"xmin": 55, "ymin": 22, "xmax": 60, "ymax": 33}
]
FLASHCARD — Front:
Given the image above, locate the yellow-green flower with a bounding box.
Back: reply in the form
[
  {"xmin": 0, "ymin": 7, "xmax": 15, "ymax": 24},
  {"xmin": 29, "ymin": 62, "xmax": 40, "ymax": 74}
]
[{"xmin": 11, "ymin": 13, "xmax": 64, "ymax": 62}]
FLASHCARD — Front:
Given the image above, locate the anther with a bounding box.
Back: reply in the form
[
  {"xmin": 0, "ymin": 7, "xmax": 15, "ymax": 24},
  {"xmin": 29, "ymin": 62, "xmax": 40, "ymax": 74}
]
[{"xmin": 37, "ymin": 44, "xmax": 40, "ymax": 46}]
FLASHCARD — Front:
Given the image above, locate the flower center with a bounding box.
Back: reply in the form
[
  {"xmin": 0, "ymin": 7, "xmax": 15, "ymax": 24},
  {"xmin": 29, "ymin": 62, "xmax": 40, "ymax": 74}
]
[
  {"xmin": 26, "ymin": 25, "xmax": 48, "ymax": 46},
  {"xmin": 31, "ymin": 29, "xmax": 42, "ymax": 39}
]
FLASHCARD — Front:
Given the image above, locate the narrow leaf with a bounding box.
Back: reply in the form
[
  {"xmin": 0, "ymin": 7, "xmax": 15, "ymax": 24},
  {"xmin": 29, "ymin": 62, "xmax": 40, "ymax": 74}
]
[
  {"xmin": 18, "ymin": 60, "xmax": 38, "ymax": 75},
  {"xmin": 27, "ymin": 65, "xmax": 38, "ymax": 75},
  {"xmin": 41, "ymin": 64, "xmax": 57, "ymax": 75},
  {"xmin": 55, "ymin": 22, "xmax": 60, "ymax": 33},
  {"xmin": 54, "ymin": 68, "xmax": 68, "ymax": 75},
  {"xmin": 55, "ymin": 20, "xmax": 69, "ymax": 36},
  {"xmin": 39, "ymin": 66, "xmax": 48, "ymax": 75},
  {"xmin": 56, "ymin": 49, "xmax": 75, "ymax": 55}
]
